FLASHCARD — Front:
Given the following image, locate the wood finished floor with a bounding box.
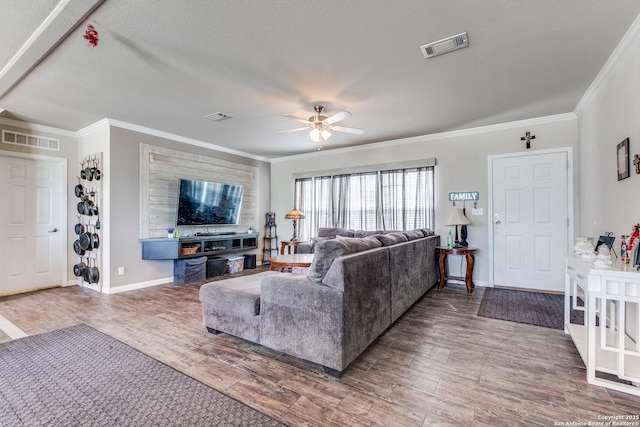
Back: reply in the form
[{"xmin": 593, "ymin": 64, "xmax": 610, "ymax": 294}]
[{"xmin": 1, "ymin": 275, "xmax": 639, "ymax": 426}]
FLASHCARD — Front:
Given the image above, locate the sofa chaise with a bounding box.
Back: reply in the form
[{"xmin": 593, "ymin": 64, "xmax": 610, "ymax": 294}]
[{"xmin": 199, "ymin": 228, "xmax": 440, "ymax": 377}]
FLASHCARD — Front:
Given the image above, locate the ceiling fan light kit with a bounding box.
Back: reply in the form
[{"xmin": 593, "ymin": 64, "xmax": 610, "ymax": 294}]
[
  {"xmin": 279, "ymin": 105, "xmax": 363, "ymax": 146},
  {"xmin": 309, "ymin": 127, "xmax": 331, "ymax": 142}
]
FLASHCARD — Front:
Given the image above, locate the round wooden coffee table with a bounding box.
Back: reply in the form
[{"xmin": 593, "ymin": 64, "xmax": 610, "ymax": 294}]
[{"xmin": 269, "ymin": 254, "xmax": 314, "ymax": 272}]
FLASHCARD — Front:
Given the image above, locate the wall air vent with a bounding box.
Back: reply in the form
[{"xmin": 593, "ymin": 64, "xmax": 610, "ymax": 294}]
[
  {"xmin": 204, "ymin": 112, "xmax": 232, "ymax": 122},
  {"xmin": 2, "ymin": 130, "xmax": 60, "ymax": 151},
  {"xmin": 420, "ymin": 32, "xmax": 469, "ymax": 59}
]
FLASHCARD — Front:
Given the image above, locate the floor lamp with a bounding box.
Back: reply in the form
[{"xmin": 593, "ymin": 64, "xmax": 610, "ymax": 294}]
[
  {"xmin": 446, "ymin": 208, "xmax": 471, "ymax": 247},
  {"xmin": 284, "ymin": 209, "xmax": 305, "ymax": 241}
]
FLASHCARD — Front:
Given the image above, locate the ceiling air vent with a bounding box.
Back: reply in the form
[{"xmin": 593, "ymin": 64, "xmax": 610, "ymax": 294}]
[
  {"xmin": 204, "ymin": 112, "xmax": 232, "ymax": 122},
  {"xmin": 420, "ymin": 32, "xmax": 469, "ymax": 59}
]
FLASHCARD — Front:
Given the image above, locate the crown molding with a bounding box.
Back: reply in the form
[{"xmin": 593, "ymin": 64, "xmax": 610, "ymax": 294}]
[
  {"xmin": 2, "ymin": 111, "xmax": 576, "ymax": 164},
  {"xmin": 0, "ymin": 116, "xmax": 76, "ymax": 137},
  {"xmin": 2, "ymin": 116, "xmax": 270, "ymax": 162},
  {"xmin": 575, "ymin": 13, "xmax": 640, "ymax": 114},
  {"xmin": 104, "ymin": 118, "xmax": 270, "ymax": 163},
  {"xmin": 271, "ymin": 113, "xmax": 576, "ymax": 163},
  {"xmin": 75, "ymin": 118, "xmax": 110, "ymax": 137}
]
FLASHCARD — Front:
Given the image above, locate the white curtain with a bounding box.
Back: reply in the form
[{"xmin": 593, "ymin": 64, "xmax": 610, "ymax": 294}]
[
  {"xmin": 295, "ymin": 176, "xmax": 332, "ymax": 241},
  {"xmin": 333, "ymin": 172, "xmax": 378, "ymax": 230},
  {"xmin": 294, "ymin": 166, "xmax": 434, "ymax": 238},
  {"xmin": 380, "ymin": 167, "xmax": 433, "ymax": 230}
]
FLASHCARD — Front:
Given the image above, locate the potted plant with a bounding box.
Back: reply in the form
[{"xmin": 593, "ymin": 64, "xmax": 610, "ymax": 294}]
[
  {"xmin": 167, "ymin": 227, "xmax": 175, "ymax": 238},
  {"xmin": 247, "ymin": 225, "xmax": 255, "ymax": 234}
]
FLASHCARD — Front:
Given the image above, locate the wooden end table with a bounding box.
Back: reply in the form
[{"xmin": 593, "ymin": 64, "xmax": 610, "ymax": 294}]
[
  {"xmin": 437, "ymin": 246, "xmax": 477, "ymax": 293},
  {"xmin": 269, "ymin": 254, "xmax": 314, "ymax": 272},
  {"xmin": 280, "ymin": 240, "xmax": 307, "ymax": 255}
]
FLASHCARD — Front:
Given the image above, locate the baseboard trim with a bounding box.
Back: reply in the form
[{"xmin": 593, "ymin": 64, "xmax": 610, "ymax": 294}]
[
  {"xmin": 446, "ymin": 278, "xmax": 489, "ymax": 288},
  {"xmin": 102, "ymin": 277, "xmax": 174, "ymax": 294}
]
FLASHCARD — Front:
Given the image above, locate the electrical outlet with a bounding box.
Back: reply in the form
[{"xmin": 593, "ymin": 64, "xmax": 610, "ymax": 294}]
[
  {"xmin": 471, "ymin": 208, "xmax": 483, "ymax": 216},
  {"xmin": 118, "ymin": 267, "xmax": 125, "ymax": 275}
]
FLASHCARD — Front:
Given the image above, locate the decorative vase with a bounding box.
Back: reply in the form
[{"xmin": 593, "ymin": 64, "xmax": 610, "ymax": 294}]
[{"xmin": 168, "ymin": 232, "xmax": 174, "ymax": 238}]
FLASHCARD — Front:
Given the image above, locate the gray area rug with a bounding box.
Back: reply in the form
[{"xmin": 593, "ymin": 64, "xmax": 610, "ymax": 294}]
[
  {"xmin": 477, "ymin": 287, "xmax": 564, "ymax": 329},
  {"xmin": 0, "ymin": 324, "xmax": 284, "ymax": 427}
]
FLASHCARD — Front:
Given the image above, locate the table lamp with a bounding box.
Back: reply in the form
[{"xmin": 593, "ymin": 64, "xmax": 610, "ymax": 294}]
[
  {"xmin": 284, "ymin": 208, "xmax": 305, "ymax": 241},
  {"xmin": 446, "ymin": 208, "xmax": 471, "ymax": 247}
]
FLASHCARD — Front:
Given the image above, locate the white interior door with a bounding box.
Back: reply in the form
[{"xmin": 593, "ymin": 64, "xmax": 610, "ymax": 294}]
[
  {"xmin": 0, "ymin": 154, "xmax": 65, "ymax": 295},
  {"xmin": 491, "ymin": 151, "xmax": 568, "ymax": 292}
]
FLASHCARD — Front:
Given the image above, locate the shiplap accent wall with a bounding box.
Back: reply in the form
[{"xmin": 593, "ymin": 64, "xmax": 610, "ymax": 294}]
[{"xmin": 139, "ymin": 143, "xmax": 258, "ymax": 239}]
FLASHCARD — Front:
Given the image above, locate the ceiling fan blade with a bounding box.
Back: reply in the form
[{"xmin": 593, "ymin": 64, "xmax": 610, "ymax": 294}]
[
  {"xmin": 276, "ymin": 127, "xmax": 309, "ymax": 134},
  {"xmin": 282, "ymin": 114, "xmax": 311, "ymax": 124},
  {"xmin": 331, "ymin": 125, "xmax": 364, "ymax": 134},
  {"xmin": 323, "ymin": 110, "xmax": 351, "ymax": 124}
]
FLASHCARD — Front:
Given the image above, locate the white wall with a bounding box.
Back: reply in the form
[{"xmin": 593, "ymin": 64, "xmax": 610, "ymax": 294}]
[
  {"xmin": 576, "ymin": 17, "xmax": 640, "ymax": 240},
  {"xmin": 271, "ymin": 116, "xmax": 578, "ymax": 285},
  {"xmin": 575, "ymin": 16, "xmax": 640, "ymax": 341}
]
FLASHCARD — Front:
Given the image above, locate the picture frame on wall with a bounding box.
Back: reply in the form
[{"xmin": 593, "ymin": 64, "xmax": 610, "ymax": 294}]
[{"xmin": 617, "ymin": 138, "xmax": 630, "ymax": 181}]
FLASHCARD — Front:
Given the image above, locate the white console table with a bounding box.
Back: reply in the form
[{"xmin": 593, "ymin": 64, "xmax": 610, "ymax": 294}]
[{"xmin": 565, "ymin": 255, "xmax": 640, "ymax": 396}]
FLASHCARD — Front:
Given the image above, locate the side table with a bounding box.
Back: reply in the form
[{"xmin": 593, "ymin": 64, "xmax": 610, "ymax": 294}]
[
  {"xmin": 281, "ymin": 240, "xmax": 307, "ymax": 255},
  {"xmin": 437, "ymin": 246, "xmax": 477, "ymax": 293}
]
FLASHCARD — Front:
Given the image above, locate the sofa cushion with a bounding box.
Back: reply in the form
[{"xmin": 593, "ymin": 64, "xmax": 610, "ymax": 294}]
[
  {"xmin": 199, "ymin": 274, "xmax": 276, "ymax": 315},
  {"xmin": 307, "ymin": 236, "xmax": 382, "ymax": 283},
  {"xmin": 354, "ymin": 230, "xmax": 383, "ymax": 238},
  {"xmin": 402, "ymin": 229, "xmax": 424, "ymax": 241},
  {"xmin": 420, "ymin": 228, "xmax": 435, "ymax": 237},
  {"xmin": 318, "ymin": 228, "xmax": 355, "ymax": 238},
  {"xmin": 312, "ymin": 235, "xmax": 333, "ymax": 246},
  {"xmin": 374, "ymin": 232, "xmax": 409, "ymax": 246}
]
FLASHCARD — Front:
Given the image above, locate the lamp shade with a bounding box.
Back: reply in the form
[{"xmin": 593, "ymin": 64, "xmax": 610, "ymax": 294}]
[
  {"xmin": 446, "ymin": 208, "xmax": 470, "ymax": 226},
  {"xmin": 285, "ymin": 209, "xmax": 305, "ymax": 219}
]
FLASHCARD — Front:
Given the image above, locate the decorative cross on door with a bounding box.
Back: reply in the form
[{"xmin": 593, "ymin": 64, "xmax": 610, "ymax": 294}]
[{"xmin": 520, "ymin": 132, "xmax": 536, "ymax": 149}]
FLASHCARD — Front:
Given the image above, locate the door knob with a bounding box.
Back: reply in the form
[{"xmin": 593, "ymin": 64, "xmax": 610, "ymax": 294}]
[{"xmin": 48, "ymin": 228, "xmax": 59, "ymax": 233}]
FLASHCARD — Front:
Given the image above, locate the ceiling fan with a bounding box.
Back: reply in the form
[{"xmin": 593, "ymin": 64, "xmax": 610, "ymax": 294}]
[{"xmin": 278, "ymin": 105, "xmax": 364, "ymax": 143}]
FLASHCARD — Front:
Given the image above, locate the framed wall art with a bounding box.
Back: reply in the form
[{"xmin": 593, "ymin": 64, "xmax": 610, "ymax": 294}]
[{"xmin": 617, "ymin": 138, "xmax": 630, "ymax": 181}]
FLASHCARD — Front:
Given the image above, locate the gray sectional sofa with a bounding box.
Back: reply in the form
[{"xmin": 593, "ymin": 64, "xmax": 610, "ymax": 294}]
[{"xmin": 199, "ymin": 228, "xmax": 440, "ymax": 377}]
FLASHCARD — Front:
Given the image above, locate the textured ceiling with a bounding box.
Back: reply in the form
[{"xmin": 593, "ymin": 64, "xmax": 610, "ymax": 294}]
[{"xmin": 1, "ymin": 1, "xmax": 639, "ymax": 159}]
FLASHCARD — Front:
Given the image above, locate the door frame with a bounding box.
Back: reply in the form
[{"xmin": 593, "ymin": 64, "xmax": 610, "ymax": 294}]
[
  {"xmin": 487, "ymin": 147, "xmax": 574, "ymax": 287},
  {"xmin": 0, "ymin": 150, "xmax": 68, "ymax": 289}
]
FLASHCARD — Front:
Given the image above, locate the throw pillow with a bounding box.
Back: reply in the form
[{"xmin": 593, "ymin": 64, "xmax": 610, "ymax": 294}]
[
  {"xmin": 307, "ymin": 239, "xmax": 348, "ymax": 282},
  {"xmin": 317, "ymin": 227, "xmax": 356, "ymax": 238},
  {"xmin": 307, "ymin": 236, "xmax": 382, "ymax": 283},
  {"xmin": 402, "ymin": 229, "xmax": 424, "ymax": 241},
  {"xmin": 374, "ymin": 232, "xmax": 409, "ymax": 246},
  {"xmin": 354, "ymin": 230, "xmax": 383, "ymax": 238},
  {"xmin": 420, "ymin": 228, "xmax": 435, "ymax": 237},
  {"xmin": 308, "ymin": 236, "xmax": 334, "ymax": 253}
]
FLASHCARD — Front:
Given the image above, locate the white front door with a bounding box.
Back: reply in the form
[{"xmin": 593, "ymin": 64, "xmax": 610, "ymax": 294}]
[
  {"xmin": 0, "ymin": 153, "xmax": 65, "ymax": 295},
  {"xmin": 491, "ymin": 151, "xmax": 569, "ymax": 292}
]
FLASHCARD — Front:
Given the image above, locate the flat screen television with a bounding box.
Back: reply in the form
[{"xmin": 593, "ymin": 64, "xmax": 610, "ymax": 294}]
[{"xmin": 176, "ymin": 179, "xmax": 244, "ymax": 226}]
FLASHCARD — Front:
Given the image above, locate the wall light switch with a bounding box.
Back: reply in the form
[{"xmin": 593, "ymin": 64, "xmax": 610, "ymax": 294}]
[
  {"xmin": 471, "ymin": 208, "xmax": 483, "ymax": 216},
  {"xmin": 118, "ymin": 267, "xmax": 125, "ymax": 275}
]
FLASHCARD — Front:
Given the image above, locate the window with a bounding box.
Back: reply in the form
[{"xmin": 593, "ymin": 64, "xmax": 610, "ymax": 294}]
[{"xmin": 294, "ymin": 165, "xmax": 434, "ymax": 240}]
